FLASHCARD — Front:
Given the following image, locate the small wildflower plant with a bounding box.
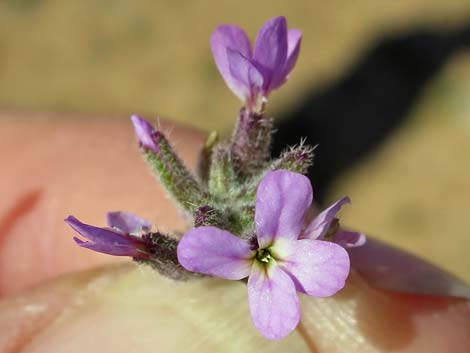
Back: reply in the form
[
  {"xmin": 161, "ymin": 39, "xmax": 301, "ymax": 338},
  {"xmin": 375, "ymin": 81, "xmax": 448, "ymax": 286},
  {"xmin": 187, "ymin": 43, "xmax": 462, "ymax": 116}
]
[{"xmin": 66, "ymin": 16, "xmax": 365, "ymax": 340}]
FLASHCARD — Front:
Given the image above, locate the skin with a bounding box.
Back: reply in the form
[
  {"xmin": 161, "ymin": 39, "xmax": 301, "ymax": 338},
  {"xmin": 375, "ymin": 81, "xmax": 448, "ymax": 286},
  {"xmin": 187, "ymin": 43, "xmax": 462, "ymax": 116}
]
[{"xmin": 0, "ymin": 111, "xmax": 468, "ymax": 353}]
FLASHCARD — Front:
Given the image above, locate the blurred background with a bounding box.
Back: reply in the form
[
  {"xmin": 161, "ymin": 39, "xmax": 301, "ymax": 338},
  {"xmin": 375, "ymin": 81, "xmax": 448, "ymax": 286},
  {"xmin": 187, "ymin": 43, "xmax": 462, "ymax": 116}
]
[{"xmin": 0, "ymin": 0, "xmax": 468, "ymax": 281}]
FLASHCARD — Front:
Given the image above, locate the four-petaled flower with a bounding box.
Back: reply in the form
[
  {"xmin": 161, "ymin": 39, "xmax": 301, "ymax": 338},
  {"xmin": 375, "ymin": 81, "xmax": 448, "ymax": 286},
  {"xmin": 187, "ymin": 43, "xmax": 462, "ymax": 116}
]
[
  {"xmin": 65, "ymin": 212, "xmax": 152, "ymax": 258},
  {"xmin": 177, "ymin": 170, "xmax": 354, "ymax": 340},
  {"xmin": 211, "ymin": 16, "xmax": 301, "ymax": 110}
]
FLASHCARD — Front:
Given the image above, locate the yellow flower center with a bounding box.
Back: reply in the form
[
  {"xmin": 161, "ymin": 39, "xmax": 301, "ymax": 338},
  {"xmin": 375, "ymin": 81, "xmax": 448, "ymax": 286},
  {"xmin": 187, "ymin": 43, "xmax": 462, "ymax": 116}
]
[{"xmin": 256, "ymin": 248, "xmax": 273, "ymax": 263}]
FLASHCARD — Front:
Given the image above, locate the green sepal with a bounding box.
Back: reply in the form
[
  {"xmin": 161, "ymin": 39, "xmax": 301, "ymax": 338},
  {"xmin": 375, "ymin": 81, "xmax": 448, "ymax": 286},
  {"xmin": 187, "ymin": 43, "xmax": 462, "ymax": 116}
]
[
  {"xmin": 270, "ymin": 141, "xmax": 315, "ymax": 175},
  {"xmin": 208, "ymin": 144, "xmax": 237, "ymax": 196},
  {"xmin": 135, "ymin": 232, "xmax": 200, "ymax": 281}
]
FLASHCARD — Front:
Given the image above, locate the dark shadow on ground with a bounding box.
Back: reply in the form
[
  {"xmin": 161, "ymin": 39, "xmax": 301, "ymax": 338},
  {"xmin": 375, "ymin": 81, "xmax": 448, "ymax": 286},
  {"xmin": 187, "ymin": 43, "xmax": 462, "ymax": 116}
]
[{"xmin": 273, "ymin": 25, "xmax": 470, "ymax": 204}]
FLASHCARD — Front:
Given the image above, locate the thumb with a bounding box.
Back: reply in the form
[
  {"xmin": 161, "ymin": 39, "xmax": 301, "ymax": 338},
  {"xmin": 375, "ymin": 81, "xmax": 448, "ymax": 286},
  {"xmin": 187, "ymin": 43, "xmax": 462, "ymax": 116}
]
[{"xmin": 0, "ymin": 263, "xmax": 468, "ymax": 353}]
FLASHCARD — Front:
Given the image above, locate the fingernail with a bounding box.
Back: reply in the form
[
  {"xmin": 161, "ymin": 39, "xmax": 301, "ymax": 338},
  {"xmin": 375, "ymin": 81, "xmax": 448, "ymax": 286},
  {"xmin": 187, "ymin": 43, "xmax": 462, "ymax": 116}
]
[{"xmin": 348, "ymin": 237, "xmax": 470, "ymax": 298}]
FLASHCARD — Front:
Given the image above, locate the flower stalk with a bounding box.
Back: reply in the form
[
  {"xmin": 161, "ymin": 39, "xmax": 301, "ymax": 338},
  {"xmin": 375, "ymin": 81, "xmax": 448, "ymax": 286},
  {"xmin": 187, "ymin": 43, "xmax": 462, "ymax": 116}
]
[
  {"xmin": 230, "ymin": 107, "xmax": 274, "ymax": 179},
  {"xmin": 131, "ymin": 115, "xmax": 207, "ymax": 214}
]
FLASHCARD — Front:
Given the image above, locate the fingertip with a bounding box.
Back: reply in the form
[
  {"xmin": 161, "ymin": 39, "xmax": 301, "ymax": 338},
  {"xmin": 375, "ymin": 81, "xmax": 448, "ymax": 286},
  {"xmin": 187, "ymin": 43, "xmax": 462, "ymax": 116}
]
[{"xmin": 299, "ymin": 272, "xmax": 468, "ymax": 353}]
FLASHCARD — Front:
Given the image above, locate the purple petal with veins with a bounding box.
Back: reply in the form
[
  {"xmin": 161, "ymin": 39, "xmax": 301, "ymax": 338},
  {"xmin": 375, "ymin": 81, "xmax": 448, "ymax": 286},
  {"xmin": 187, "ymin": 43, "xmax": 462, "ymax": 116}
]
[
  {"xmin": 177, "ymin": 226, "xmax": 254, "ymax": 280},
  {"xmin": 227, "ymin": 48, "xmax": 264, "ymax": 102},
  {"xmin": 211, "ymin": 24, "xmax": 252, "ymax": 100},
  {"xmin": 253, "ymin": 16, "xmax": 288, "ymax": 92},
  {"xmin": 279, "ymin": 239, "xmax": 350, "ymax": 296},
  {"xmin": 255, "ymin": 170, "xmax": 312, "ymax": 248},
  {"xmin": 248, "ymin": 262, "xmax": 300, "ymax": 340},
  {"xmin": 271, "ymin": 29, "xmax": 302, "ymax": 90}
]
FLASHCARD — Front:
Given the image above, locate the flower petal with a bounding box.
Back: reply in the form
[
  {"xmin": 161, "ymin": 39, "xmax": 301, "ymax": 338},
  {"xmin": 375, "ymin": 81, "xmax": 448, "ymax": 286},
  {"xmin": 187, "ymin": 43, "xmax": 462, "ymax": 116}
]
[
  {"xmin": 107, "ymin": 211, "xmax": 151, "ymax": 234},
  {"xmin": 334, "ymin": 230, "xmax": 366, "ymax": 248},
  {"xmin": 253, "ymin": 16, "xmax": 288, "ymax": 92},
  {"xmin": 348, "ymin": 237, "xmax": 470, "ymax": 298},
  {"xmin": 280, "ymin": 239, "xmax": 350, "ymax": 297},
  {"xmin": 302, "ymin": 196, "xmax": 350, "ymax": 240},
  {"xmin": 210, "ymin": 24, "xmax": 252, "ymax": 100},
  {"xmin": 227, "ymin": 48, "xmax": 264, "ymax": 101},
  {"xmin": 285, "ymin": 29, "xmax": 302, "ymax": 72},
  {"xmin": 73, "ymin": 237, "xmax": 141, "ymax": 256},
  {"xmin": 65, "ymin": 216, "xmax": 134, "ymax": 245},
  {"xmin": 270, "ymin": 29, "xmax": 302, "ymax": 90},
  {"xmin": 65, "ymin": 216, "xmax": 145, "ymax": 257},
  {"xmin": 255, "ymin": 170, "xmax": 312, "ymax": 248},
  {"xmin": 130, "ymin": 115, "xmax": 159, "ymax": 152},
  {"xmin": 248, "ymin": 262, "xmax": 300, "ymax": 340},
  {"xmin": 177, "ymin": 226, "xmax": 253, "ymax": 280}
]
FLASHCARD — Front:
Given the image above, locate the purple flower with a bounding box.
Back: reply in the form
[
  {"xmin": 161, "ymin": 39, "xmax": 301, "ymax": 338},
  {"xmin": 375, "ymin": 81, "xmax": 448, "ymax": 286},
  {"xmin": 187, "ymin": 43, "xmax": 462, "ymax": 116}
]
[
  {"xmin": 131, "ymin": 115, "xmax": 161, "ymax": 152},
  {"xmin": 177, "ymin": 170, "xmax": 350, "ymax": 340},
  {"xmin": 301, "ymin": 197, "xmax": 366, "ymax": 248},
  {"xmin": 211, "ymin": 16, "xmax": 302, "ymax": 109},
  {"xmin": 65, "ymin": 212, "xmax": 152, "ymax": 258}
]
